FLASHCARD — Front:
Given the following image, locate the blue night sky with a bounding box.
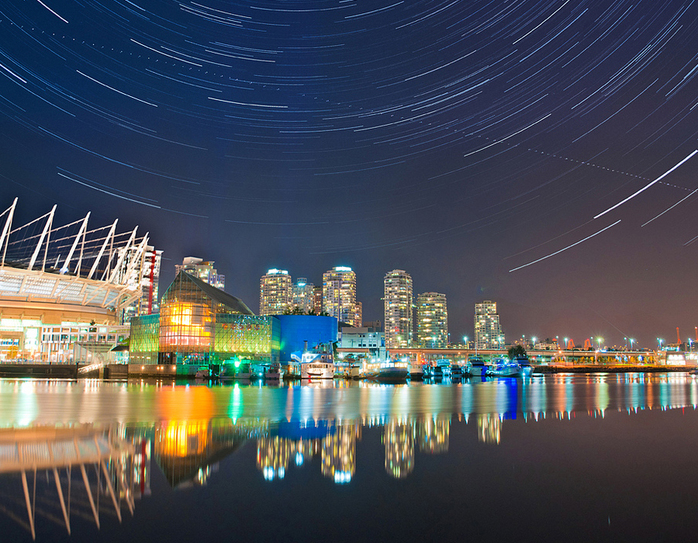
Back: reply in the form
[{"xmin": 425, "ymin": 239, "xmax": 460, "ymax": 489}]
[{"xmin": 1, "ymin": 0, "xmax": 698, "ymax": 347}]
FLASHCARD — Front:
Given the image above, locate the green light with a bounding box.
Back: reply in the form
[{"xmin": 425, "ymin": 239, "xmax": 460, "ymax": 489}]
[{"xmin": 234, "ymin": 359, "xmax": 241, "ymax": 368}]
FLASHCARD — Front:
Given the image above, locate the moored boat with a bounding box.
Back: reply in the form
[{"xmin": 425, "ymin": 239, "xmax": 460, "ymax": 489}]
[
  {"xmin": 488, "ymin": 358, "xmax": 522, "ymax": 377},
  {"xmin": 219, "ymin": 361, "xmax": 252, "ymax": 380},
  {"xmin": 465, "ymin": 356, "xmax": 488, "ymax": 377},
  {"xmin": 373, "ymin": 362, "xmax": 409, "ymax": 383}
]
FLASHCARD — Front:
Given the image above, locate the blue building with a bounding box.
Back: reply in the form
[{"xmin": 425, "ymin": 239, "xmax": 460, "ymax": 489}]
[{"xmin": 276, "ymin": 315, "xmax": 338, "ymax": 362}]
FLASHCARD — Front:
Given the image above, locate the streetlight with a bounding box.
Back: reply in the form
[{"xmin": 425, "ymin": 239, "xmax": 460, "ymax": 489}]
[
  {"xmin": 597, "ymin": 337, "xmax": 603, "ymax": 350},
  {"xmin": 463, "ymin": 336, "xmax": 468, "ymax": 349},
  {"xmin": 630, "ymin": 338, "xmax": 635, "ymax": 350},
  {"xmin": 564, "ymin": 337, "xmax": 568, "ymax": 350},
  {"xmin": 657, "ymin": 338, "xmax": 663, "ymax": 351}
]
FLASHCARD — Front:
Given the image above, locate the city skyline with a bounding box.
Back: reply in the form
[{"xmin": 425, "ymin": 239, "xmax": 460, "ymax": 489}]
[{"xmin": 1, "ymin": 1, "xmax": 698, "ymax": 347}]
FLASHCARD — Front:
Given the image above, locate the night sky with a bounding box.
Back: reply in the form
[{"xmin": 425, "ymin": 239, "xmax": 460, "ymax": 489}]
[{"xmin": 1, "ymin": 0, "xmax": 698, "ymax": 348}]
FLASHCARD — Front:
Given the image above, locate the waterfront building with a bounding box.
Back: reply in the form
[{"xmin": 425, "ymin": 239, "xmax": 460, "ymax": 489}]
[
  {"xmin": 415, "ymin": 292, "xmax": 448, "ymax": 348},
  {"xmin": 474, "ymin": 300, "xmax": 504, "ymax": 350},
  {"xmin": 130, "ymin": 271, "xmax": 280, "ymax": 375},
  {"xmin": 259, "ymin": 269, "xmax": 292, "ymax": 315},
  {"xmin": 275, "ymin": 314, "xmax": 338, "ymax": 362},
  {"xmin": 0, "ymin": 198, "xmax": 146, "ymax": 364},
  {"xmin": 291, "ymin": 277, "xmax": 315, "ymax": 314},
  {"xmin": 383, "ymin": 269, "xmax": 413, "ymax": 349},
  {"xmin": 176, "ymin": 257, "xmax": 225, "ymax": 290},
  {"xmin": 339, "ymin": 325, "xmax": 384, "ymax": 356},
  {"xmin": 322, "ymin": 266, "xmax": 360, "ymax": 327}
]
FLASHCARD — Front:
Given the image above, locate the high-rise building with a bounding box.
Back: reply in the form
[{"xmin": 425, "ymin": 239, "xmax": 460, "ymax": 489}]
[
  {"xmin": 121, "ymin": 245, "xmax": 163, "ymax": 323},
  {"xmin": 474, "ymin": 300, "xmax": 503, "ymax": 349},
  {"xmin": 322, "ymin": 266, "xmax": 360, "ymax": 327},
  {"xmin": 291, "ymin": 277, "xmax": 315, "ymax": 314},
  {"xmin": 415, "ymin": 292, "xmax": 448, "ymax": 348},
  {"xmin": 259, "ymin": 269, "xmax": 292, "ymax": 315},
  {"xmin": 313, "ymin": 286, "xmax": 323, "ymax": 315},
  {"xmin": 383, "ymin": 269, "xmax": 413, "ymax": 349},
  {"xmin": 175, "ymin": 257, "xmax": 225, "ymax": 290}
]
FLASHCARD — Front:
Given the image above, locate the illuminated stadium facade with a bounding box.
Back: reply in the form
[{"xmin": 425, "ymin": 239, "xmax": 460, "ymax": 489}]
[{"xmin": 0, "ymin": 198, "xmax": 152, "ymax": 363}]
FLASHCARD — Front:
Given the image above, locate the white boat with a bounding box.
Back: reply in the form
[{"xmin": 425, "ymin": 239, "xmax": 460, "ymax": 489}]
[
  {"xmin": 515, "ymin": 355, "xmax": 533, "ymax": 377},
  {"xmin": 303, "ymin": 361, "xmax": 335, "ymax": 379},
  {"xmin": 488, "ymin": 358, "xmax": 522, "ymax": 377},
  {"xmin": 465, "ymin": 356, "xmax": 488, "ymax": 377},
  {"xmin": 295, "ymin": 345, "xmax": 335, "ymax": 380}
]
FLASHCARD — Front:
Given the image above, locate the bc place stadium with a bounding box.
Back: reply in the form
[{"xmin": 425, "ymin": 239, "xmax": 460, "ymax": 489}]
[{"xmin": 0, "ymin": 198, "xmax": 157, "ymax": 373}]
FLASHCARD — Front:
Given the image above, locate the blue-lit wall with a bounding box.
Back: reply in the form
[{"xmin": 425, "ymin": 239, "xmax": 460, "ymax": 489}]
[{"xmin": 277, "ymin": 315, "xmax": 338, "ymax": 362}]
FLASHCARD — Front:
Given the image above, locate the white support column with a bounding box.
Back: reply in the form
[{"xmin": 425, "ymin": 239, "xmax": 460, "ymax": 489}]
[
  {"xmin": 88, "ymin": 220, "xmax": 118, "ymax": 280},
  {"xmin": 0, "ymin": 197, "xmax": 17, "ymax": 267},
  {"xmin": 107, "ymin": 226, "xmax": 138, "ymax": 284},
  {"xmin": 27, "ymin": 205, "xmax": 56, "ymax": 272},
  {"xmin": 61, "ymin": 212, "xmax": 90, "ymax": 275}
]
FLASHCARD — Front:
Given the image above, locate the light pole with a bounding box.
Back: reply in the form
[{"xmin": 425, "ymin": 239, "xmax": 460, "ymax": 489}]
[
  {"xmin": 630, "ymin": 338, "xmax": 634, "ymax": 350},
  {"xmin": 564, "ymin": 337, "xmax": 568, "ymax": 351},
  {"xmin": 657, "ymin": 338, "xmax": 663, "ymax": 351}
]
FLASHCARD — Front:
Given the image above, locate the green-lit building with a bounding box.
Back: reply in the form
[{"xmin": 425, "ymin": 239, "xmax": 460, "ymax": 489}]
[{"xmin": 130, "ymin": 271, "xmax": 280, "ymax": 376}]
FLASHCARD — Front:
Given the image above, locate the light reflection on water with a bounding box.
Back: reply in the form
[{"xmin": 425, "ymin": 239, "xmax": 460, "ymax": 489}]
[
  {"xmin": 1, "ymin": 373, "xmax": 697, "ymax": 426},
  {"xmin": 2, "ymin": 373, "xmax": 698, "ymax": 542}
]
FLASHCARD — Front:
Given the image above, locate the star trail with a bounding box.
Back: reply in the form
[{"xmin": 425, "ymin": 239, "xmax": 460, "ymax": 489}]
[{"xmin": 1, "ymin": 0, "xmax": 698, "ymax": 345}]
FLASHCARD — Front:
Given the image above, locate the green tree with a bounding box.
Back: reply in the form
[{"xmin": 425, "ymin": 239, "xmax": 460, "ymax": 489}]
[{"xmin": 508, "ymin": 344, "xmax": 527, "ymax": 360}]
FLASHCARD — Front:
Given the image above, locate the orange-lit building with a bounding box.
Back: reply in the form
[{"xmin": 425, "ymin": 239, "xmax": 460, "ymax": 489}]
[{"xmin": 130, "ymin": 271, "xmax": 280, "ymax": 376}]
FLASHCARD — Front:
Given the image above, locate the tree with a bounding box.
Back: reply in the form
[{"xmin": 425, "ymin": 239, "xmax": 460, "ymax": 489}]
[{"xmin": 508, "ymin": 344, "xmax": 526, "ymax": 360}]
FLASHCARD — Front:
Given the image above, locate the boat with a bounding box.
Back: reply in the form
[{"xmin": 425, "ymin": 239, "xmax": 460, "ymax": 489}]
[
  {"xmin": 304, "ymin": 361, "xmax": 335, "ymax": 380},
  {"xmin": 515, "ymin": 355, "xmax": 533, "ymax": 377},
  {"xmin": 488, "ymin": 357, "xmax": 522, "ymax": 377},
  {"xmin": 450, "ymin": 364, "xmax": 463, "ymax": 379},
  {"xmin": 372, "ymin": 361, "xmax": 409, "ymax": 383},
  {"xmin": 295, "ymin": 343, "xmax": 335, "ymax": 380},
  {"xmin": 265, "ymin": 363, "xmax": 283, "ymax": 380},
  {"xmin": 409, "ymin": 363, "xmax": 424, "ymax": 381},
  {"xmin": 194, "ymin": 368, "xmax": 209, "ymax": 380},
  {"xmin": 435, "ymin": 359, "xmax": 452, "ymax": 379},
  {"xmin": 465, "ymin": 356, "xmax": 488, "ymax": 377},
  {"xmin": 219, "ymin": 361, "xmax": 252, "ymax": 380}
]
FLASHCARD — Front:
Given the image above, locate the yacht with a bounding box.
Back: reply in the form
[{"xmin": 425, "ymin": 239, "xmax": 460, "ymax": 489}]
[
  {"xmin": 465, "ymin": 356, "xmax": 488, "ymax": 377},
  {"xmin": 300, "ymin": 351, "xmax": 335, "ymax": 380},
  {"xmin": 373, "ymin": 361, "xmax": 409, "ymax": 383},
  {"xmin": 488, "ymin": 358, "xmax": 522, "ymax": 377}
]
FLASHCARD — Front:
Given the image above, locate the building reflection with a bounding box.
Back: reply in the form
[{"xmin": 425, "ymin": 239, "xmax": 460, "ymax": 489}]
[
  {"xmin": 383, "ymin": 419, "xmax": 414, "ymax": 479},
  {"xmin": 476, "ymin": 414, "xmax": 501, "ymax": 444},
  {"xmin": 5, "ymin": 372, "xmax": 698, "ymax": 539}
]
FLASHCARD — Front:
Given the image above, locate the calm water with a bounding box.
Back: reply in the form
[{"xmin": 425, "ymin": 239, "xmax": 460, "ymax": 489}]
[{"xmin": 1, "ymin": 373, "xmax": 698, "ymax": 542}]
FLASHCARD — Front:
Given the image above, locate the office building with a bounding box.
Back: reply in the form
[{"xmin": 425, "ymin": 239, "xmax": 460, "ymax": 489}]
[
  {"xmin": 383, "ymin": 269, "xmax": 413, "ymax": 349},
  {"xmin": 415, "ymin": 292, "xmax": 448, "ymax": 348},
  {"xmin": 176, "ymin": 257, "xmax": 225, "ymax": 290},
  {"xmin": 259, "ymin": 269, "xmax": 292, "ymax": 315},
  {"xmin": 474, "ymin": 300, "xmax": 504, "ymax": 349},
  {"xmin": 322, "ymin": 266, "xmax": 360, "ymax": 327}
]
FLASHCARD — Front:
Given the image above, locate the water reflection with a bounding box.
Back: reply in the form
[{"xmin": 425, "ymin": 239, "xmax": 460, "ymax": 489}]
[{"xmin": 2, "ymin": 373, "xmax": 698, "ymax": 539}]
